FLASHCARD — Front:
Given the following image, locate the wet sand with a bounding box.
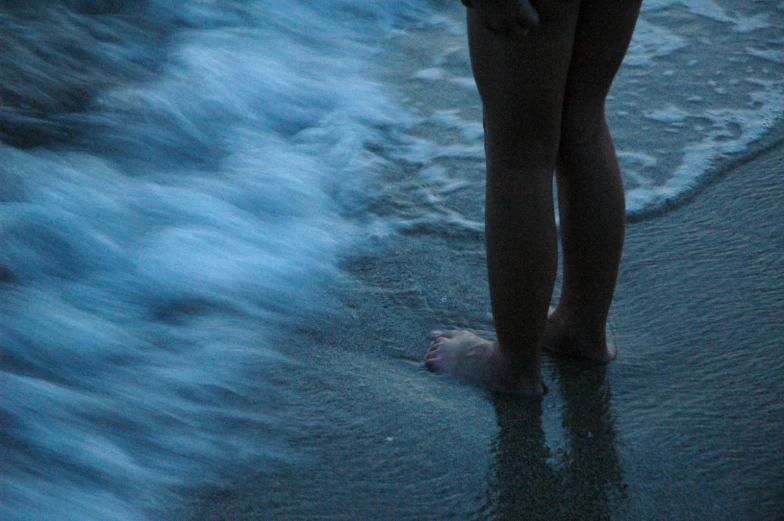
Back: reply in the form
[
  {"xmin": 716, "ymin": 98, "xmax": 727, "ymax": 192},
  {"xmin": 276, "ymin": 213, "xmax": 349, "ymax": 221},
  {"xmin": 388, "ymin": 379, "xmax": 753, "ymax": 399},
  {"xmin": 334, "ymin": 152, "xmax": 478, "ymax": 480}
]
[{"xmin": 179, "ymin": 129, "xmax": 784, "ymax": 520}]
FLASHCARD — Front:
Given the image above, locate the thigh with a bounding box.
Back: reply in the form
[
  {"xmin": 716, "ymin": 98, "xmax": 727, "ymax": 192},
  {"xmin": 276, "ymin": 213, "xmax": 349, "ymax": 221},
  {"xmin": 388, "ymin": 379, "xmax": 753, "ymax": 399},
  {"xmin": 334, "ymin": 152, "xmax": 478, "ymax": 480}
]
[{"xmin": 467, "ymin": 1, "xmax": 582, "ymax": 164}]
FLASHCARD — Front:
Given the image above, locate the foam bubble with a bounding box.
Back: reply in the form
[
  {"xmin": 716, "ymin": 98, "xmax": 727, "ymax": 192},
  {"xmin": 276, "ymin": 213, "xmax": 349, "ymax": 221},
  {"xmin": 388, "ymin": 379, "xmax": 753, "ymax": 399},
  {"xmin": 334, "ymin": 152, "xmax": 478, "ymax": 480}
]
[
  {"xmin": 411, "ymin": 67, "xmax": 446, "ymax": 81},
  {"xmin": 645, "ymin": 105, "xmax": 691, "ymax": 124}
]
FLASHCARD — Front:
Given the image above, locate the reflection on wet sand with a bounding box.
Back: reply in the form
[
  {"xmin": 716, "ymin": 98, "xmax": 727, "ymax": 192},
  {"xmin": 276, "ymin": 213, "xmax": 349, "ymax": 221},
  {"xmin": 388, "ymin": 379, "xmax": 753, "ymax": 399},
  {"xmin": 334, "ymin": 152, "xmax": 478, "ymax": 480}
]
[{"xmin": 483, "ymin": 362, "xmax": 624, "ymax": 520}]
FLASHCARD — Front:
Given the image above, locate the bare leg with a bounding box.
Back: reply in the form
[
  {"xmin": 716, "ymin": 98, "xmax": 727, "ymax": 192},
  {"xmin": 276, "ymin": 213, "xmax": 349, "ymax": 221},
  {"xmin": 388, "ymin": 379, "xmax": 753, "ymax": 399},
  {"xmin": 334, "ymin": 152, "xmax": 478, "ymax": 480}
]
[
  {"xmin": 545, "ymin": 0, "xmax": 642, "ymax": 362},
  {"xmin": 426, "ymin": 2, "xmax": 581, "ymax": 396},
  {"xmin": 425, "ymin": 0, "xmax": 641, "ymax": 392}
]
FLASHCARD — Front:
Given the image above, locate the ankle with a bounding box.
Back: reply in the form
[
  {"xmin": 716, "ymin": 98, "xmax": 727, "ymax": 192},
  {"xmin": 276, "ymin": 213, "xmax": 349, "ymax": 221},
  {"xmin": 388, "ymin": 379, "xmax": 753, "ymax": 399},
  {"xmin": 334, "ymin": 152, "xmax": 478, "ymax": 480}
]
[
  {"xmin": 550, "ymin": 305, "xmax": 607, "ymax": 339},
  {"xmin": 493, "ymin": 344, "xmax": 545, "ymax": 395},
  {"xmin": 544, "ymin": 308, "xmax": 612, "ymax": 363}
]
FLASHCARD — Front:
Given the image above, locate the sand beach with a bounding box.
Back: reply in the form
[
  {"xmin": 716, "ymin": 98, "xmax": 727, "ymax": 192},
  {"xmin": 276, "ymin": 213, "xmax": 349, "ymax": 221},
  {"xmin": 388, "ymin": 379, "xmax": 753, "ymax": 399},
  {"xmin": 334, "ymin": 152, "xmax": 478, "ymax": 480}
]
[{"xmin": 181, "ymin": 103, "xmax": 784, "ymax": 521}]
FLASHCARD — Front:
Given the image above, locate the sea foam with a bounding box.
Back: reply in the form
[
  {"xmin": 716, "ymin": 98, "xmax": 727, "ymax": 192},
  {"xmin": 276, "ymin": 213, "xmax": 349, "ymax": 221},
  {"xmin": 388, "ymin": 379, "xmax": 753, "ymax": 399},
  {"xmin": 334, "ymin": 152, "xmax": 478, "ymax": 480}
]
[{"xmin": 0, "ymin": 1, "xmax": 429, "ymax": 520}]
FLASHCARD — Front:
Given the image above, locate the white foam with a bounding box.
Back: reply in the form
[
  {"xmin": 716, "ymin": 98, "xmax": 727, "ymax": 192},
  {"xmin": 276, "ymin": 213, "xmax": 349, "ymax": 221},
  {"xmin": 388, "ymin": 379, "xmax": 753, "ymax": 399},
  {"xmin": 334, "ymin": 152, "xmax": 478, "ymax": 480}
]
[
  {"xmin": 645, "ymin": 105, "xmax": 691, "ymax": 123},
  {"xmin": 746, "ymin": 47, "xmax": 784, "ymax": 64},
  {"xmin": 624, "ymin": 19, "xmax": 687, "ymax": 67},
  {"xmin": 0, "ymin": 1, "xmax": 435, "ymax": 521},
  {"xmin": 420, "ymin": 165, "xmax": 472, "ymax": 195},
  {"xmin": 618, "ymin": 152, "xmax": 658, "ymax": 188},
  {"xmin": 449, "ymin": 76, "xmax": 478, "ymax": 89},
  {"xmin": 428, "ymin": 110, "xmax": 483, "ymax": 142},
  {"xmin": 626, "ymin": 80, "xmax": 784, "ymax": 215},
  {"xmin": 643, "ymin": 0, "xmax": 772, "ymax": 32},
  {"xmin": 411, "ymin": 67, "xmax": 446, "ymax": 81}
]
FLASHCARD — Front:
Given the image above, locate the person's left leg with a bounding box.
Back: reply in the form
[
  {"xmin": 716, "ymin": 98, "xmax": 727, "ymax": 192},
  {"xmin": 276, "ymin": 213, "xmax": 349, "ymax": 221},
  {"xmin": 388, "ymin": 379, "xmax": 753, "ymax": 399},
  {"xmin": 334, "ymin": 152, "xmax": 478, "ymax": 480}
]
[{"xmin": 544, "ymin": 0, "xmax": 642, "ymax": 362}]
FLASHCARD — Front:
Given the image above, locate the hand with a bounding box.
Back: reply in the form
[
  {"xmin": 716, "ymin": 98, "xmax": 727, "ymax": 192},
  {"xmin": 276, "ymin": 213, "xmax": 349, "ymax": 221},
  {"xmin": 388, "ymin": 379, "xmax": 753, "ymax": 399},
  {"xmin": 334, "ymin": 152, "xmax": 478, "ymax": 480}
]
[{"xmin": 462, "ymin": 0, "xmax": 540, "ymax": 39}]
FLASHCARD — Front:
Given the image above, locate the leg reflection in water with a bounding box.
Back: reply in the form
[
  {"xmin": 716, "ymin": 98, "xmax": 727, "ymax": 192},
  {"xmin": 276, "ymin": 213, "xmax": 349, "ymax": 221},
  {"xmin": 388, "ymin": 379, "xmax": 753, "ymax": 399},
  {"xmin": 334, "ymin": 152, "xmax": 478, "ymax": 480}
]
[{"xmin": 484, "ymin": 361, "xmax": 623, "ymax": 521}]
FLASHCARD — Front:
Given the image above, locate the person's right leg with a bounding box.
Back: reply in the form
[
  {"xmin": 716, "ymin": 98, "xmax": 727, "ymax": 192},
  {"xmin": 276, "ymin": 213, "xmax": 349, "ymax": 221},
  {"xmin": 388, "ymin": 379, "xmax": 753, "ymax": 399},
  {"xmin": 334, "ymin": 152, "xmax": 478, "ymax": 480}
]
[
  {"xmin": 545, "ymin": 0, "xmax": 642, "ymax": 362},
  {"xmin": 425, "ymin": 1, "xmax": 581, "ymax": 395}
]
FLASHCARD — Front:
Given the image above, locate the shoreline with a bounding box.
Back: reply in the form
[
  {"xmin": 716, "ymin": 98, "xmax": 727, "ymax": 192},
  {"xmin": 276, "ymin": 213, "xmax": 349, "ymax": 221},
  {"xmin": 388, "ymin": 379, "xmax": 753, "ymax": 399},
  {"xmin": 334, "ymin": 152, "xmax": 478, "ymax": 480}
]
[
  {"xmin": 180, "ymin": 7, "xmax": 784, "ymax": 518},
  {"xmin": 181, "ymin": 135, "xmax": 784, "ymax": 521}
]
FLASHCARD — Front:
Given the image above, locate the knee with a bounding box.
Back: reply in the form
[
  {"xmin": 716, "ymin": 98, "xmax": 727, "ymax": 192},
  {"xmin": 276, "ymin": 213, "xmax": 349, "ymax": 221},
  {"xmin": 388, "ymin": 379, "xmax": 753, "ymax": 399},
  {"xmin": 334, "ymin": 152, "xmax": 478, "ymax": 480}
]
[
  {"xmin": 484, "ymin": 112, "xmax": 561, "ymax": 170},
  {"xmin": 559, "ymin": 104, "xmax": 608, "ymax": 150}
]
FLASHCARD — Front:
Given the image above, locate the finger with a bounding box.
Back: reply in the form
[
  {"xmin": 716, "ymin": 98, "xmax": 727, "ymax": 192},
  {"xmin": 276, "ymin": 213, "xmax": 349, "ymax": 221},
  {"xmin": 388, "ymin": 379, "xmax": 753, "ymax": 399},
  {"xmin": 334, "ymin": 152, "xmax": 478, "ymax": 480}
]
[
  {"xmin": 485, "ymin": 19, "xmax": 515, "ymax": 39},
  {"xmin": 488, "ymin": 20, "xmax": 528, "ymax": 41},
  {"xmin": 508, "ymin": 22, "xmax": 531, "ymax": 39},
  {"xmin": 516, "ymin": 0, "xmax": 540, "ymax": 27}
]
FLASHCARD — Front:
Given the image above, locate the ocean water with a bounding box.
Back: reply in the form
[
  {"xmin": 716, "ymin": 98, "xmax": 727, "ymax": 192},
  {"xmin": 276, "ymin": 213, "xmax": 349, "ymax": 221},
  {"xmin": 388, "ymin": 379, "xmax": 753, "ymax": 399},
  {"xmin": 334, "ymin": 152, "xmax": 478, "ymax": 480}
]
[
  {"xmin": 1, "ymin": 1, "xmax": 783, "ymax": 520},
  {"xmin": 377, "ymin": 0, "xmax": 784, "ymax": 235}
]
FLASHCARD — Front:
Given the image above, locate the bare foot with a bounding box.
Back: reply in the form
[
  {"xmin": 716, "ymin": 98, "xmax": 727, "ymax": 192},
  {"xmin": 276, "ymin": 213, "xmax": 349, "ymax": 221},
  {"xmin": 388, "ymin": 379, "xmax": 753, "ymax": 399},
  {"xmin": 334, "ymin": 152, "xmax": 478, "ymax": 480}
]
[
  {"xmin": 425, "ymin": 330, "xmax": 544, "ymax": 396},
  {"xmin": 542, "ymin": 307, "xmax": 615, "ymax": 364}
]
